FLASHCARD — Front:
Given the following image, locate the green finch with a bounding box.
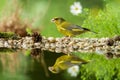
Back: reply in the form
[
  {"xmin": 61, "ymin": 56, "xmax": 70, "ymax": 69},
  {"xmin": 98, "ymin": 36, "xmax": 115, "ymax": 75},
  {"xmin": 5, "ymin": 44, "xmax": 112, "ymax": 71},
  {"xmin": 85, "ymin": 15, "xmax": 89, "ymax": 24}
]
[
  {"xmin": 48, "ymin": 55, "xmax": 90, "ymax": 73},
  {"xmin": 51, "ymin": 17, "xmax": 97, "ymax": 37}
]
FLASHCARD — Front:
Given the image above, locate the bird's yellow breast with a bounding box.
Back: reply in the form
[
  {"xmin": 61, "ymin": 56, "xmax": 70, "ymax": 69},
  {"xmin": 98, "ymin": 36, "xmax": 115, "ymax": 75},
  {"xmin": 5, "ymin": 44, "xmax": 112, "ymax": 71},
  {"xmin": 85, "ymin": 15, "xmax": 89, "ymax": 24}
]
[{"xmin": 56, "ymin": 22, "xmax": 74, "ymax": 37}]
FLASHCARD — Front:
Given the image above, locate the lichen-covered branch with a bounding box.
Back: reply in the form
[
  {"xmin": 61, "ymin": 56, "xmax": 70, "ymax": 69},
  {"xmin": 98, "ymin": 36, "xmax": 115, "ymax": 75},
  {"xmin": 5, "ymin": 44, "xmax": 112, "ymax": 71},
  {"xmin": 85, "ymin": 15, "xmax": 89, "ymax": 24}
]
[{"xmin": 0, "ymin": 35, "xmax": 120, "ymax": 58}]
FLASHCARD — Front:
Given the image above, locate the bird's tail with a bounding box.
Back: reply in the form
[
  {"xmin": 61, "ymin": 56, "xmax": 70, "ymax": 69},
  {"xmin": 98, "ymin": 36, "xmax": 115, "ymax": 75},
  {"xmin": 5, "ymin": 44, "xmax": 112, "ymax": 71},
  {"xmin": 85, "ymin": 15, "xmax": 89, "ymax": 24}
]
[
  {"xmin": 82, "ymin": 60, "xmax": 91, "ymax": 64},
  {"xmin": 83, "ymin": 28, "xmax": 98, "ymax": 34},
  {"xmin": 90, "ymin": 30, "xmax": 98, "ymax": 34}
]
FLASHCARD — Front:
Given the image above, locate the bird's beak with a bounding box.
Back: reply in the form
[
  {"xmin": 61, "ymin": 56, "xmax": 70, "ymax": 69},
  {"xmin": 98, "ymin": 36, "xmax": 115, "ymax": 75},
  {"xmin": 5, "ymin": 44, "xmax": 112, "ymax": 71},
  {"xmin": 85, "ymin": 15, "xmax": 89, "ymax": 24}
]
[
  {"xmin": 48, "ymin": 66, "xmax": 59, "ymax": 74},
  {"xmin": 51, "ymin": 18, "xmax": 55, "ymax": 22}
]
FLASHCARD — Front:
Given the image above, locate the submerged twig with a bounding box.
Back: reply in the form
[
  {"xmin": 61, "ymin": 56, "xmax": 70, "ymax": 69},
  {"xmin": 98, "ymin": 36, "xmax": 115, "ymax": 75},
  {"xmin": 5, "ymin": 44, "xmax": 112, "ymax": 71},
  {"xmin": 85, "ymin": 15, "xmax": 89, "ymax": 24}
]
[{"xmin": 31, "ymin": 49, "xmax": 49, "ymax": 77}]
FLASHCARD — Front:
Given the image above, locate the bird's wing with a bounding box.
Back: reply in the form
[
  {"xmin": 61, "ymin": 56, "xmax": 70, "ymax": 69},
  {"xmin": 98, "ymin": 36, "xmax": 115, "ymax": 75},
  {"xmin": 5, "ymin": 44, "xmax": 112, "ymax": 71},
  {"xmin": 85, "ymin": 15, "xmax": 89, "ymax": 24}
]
[
  {"xmin": 58, "ymin": 61, "xmax": 75, "ymax": 70},
  {"xmin": 65, "ymin": 24, "xmax": 85, "ymax": 32},
  {"xmin": 58, "ymin": 59, "xmax": 83, "ymax": 69}
]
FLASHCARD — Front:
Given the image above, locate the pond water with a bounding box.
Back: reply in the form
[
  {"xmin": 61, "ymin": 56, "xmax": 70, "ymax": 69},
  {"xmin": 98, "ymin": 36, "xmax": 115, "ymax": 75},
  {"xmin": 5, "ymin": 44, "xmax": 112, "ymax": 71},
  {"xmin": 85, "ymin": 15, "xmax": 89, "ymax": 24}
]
[{"xmin": 0, "ymin": 49, "xmax": 69, "ymax": 80}]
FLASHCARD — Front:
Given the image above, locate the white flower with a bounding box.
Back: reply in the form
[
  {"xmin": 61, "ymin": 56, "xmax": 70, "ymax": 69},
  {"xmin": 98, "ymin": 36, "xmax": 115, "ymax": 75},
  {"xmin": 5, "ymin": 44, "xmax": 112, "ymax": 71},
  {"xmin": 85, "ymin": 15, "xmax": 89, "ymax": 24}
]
[
  {"xmin": 70, "ymin": 2, "xmax": 82, "ymax": 16},
  {"xmin": 67, "ymin": 65, "xmax": 79, "ymax": 77}
]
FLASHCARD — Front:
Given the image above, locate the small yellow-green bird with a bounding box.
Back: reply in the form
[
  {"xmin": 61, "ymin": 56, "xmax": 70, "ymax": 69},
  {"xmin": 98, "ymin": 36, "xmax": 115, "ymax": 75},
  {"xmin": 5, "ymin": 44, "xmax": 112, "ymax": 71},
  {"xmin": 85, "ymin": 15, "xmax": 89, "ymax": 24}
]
[
  {"xmin": 48, "ymin": 55, "xmax": 90, "ymax": 73},
  {"xmin": 51, "ymin": 17, "xmax": 97, "ymax": 37}
]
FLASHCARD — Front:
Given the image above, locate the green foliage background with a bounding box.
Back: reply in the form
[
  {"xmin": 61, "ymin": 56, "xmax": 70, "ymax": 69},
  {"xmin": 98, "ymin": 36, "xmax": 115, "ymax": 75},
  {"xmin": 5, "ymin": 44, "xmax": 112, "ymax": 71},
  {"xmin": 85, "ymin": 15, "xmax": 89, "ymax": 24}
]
[{"xmin": 0, "ymin": 0, "xmax": 120, "ymax": 80}]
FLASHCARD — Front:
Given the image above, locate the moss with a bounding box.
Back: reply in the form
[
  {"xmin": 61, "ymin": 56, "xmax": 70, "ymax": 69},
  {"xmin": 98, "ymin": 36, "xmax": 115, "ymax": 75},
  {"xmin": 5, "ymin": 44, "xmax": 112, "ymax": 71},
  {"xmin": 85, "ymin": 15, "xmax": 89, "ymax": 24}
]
[
  {"xmin": 0, "ymin": 32, "xmax": 19, "ymax": 39},
  {"xmin": 0, "ymin": 47, "xmax": 16, "ymax": 53}
]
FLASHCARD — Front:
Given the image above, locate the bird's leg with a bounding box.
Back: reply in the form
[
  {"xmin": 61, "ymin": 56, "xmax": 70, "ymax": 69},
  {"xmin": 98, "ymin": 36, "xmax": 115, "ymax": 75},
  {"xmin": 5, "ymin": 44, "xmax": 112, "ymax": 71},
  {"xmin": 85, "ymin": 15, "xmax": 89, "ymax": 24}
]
[
  {"xmin": 62, "ymin": 36, "xmax": 71, "ymax": 41},
  {"xmin": 65, "ymin": 35, "xmax": 71, "ymax": 38},
  {"xmin": 62, "ymin": 36, "xmax": 68, "ymax": 40},
  {"xmin": 67, "ymin": 53, "xmax": 72, "ymax": 56},
  {"xmin": 65, "ymin": 36, "xmax": 71, "ymax": 40}
]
